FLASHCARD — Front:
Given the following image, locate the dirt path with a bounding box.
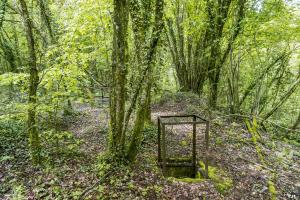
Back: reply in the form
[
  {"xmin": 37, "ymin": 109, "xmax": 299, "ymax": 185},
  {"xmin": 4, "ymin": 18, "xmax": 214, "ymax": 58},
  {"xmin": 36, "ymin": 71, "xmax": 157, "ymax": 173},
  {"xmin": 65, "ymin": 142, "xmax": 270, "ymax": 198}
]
[{"xmin": 68, "ymin": 104, "xmax": 109, "ymax": 155}]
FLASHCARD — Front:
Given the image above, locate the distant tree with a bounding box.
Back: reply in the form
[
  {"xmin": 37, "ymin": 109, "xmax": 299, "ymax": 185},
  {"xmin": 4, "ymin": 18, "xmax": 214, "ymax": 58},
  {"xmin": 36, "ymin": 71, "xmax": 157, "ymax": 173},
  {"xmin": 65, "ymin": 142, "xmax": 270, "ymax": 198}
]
[{"xmin": 167, "ymin": 0, "xmax": 246, "ymax": 108}]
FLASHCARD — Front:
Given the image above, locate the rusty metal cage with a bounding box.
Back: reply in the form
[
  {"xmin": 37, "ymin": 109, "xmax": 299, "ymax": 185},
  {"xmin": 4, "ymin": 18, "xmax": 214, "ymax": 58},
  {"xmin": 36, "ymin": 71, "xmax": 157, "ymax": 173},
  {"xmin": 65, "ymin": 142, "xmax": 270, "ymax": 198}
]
[{"xmin": 157, "ymin": 115, "xmax": 209, "ymax": 178}]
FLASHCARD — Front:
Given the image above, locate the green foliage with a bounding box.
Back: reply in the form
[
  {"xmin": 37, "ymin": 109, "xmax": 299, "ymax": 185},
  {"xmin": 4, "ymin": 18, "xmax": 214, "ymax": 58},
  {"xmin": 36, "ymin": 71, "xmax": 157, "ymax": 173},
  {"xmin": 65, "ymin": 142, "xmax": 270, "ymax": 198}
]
[
  {"xmin": 11, "ymin": 183, "xmax": 26, "ymax": 200},
  {"xmin": 97, "ymin": 152, "xmax": 114, "ymax": 177},
  {"xmin": 0, "ymin": 118, "xmax": 27, "ymax": 158},
  {"xmin": 180, "ymin": 140, "xmax": 188, "ymax": 147},
  {"xmin": 0, "ymin": 0, "xmax": 299, "ymax": 198},
  {"xmin": 173, "ymin": 161, "xmax": 233, "ymax": 194},
  {"xmin": 0, "ymin": 73, "xmax": 28, "ymax": 88},
  {"xmin": 175, "ymin": 177, "xmax": 204, "ymax": 183},
  {"xmin": 96, "ymin": 152, "xmax": 135, "ymax": 198},
  {"xmin": 268, "ymin": 180, "xmax": 277, "ymax": 200},
  {"xmin": 215, "ymin": 137, "xmax": 223, "ymax": 146},
  {"xmin": 41, "ymin": 130, "xmax": 82, "ymax": 159},
  {"xmin": 245, "ymin": 118, "xmax": 266, "ymax": 165},
  {"xmin": 174, "ymin": 171, "xmax": 204, "ymax": 183},
  {"xmin": 141, "ymin": 123, "xmax": 157, "ymax": 144}
]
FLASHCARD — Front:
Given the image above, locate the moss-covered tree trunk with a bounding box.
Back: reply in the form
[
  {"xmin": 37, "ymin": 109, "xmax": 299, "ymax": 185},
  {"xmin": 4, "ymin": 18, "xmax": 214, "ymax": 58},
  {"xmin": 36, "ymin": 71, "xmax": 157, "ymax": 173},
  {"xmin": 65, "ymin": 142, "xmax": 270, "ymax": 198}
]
[
  {"xmin": 38, "ymin": 0, "xmax": 55, "ymax": 44},
  {"xmin": 144, "ymin": 77, "xmax": 152, "ymax": 123},
  {"xmin": 127, "ymin": 0, "xmax": 164, "ymax": 162},
  {"xmin": 289, "ymin": 112, "xmax": 300, "ymax": 133},
  {"xmin": 19, "ymin": 0, "xmax": 40, "ymax": 164},
  {"xmin": 109, "ymin": 0, "xmax": 129, "ymax": 159}
]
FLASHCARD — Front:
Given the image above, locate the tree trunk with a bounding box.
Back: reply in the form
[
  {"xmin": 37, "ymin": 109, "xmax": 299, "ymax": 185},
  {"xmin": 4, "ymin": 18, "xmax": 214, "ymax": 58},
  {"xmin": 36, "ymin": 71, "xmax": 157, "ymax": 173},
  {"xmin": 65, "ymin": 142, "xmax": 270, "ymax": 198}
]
[
  {"xmin": 290, "ymin": 112, "xmax": 300, "ymax": 131},
  {"xmin": 239, "ymin": 53, "xmax": 288, "ymax": 106},
  {"xmin": 227, "ymin": 47, "xmax": 240, "ymax": 114},
  {"xmin": 38, "ymin": 0, "xmax": 55, "ymax": 43},
  {"xmin": 126, "ymin": 0, "xmax": 164, "ymax": 162},
  {"xmin": 109, "ymin": 0, "xmax": 129, "ymax": 159},
  {"xmin": 0, "ymin": 0, "xmax": 7, "ymax": 29},
  {"xmin": 19, "ymin": 0, "xmax": 40, "ymax": 164},
  {"xmin": 144, "ymin": 79, "xmax": 152, "ymax": 123},
  {"xmin": 127, "ymin": 99, "xmax": 146, "ymax": 161}
]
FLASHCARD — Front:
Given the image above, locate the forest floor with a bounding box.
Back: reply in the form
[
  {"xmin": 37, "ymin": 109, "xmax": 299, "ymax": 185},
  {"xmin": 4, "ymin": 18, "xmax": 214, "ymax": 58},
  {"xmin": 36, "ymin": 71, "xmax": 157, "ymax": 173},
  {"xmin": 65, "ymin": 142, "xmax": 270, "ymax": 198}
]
[{"xmin": 1, "ymin": 94, "xmax": 300, "ymax": 199}]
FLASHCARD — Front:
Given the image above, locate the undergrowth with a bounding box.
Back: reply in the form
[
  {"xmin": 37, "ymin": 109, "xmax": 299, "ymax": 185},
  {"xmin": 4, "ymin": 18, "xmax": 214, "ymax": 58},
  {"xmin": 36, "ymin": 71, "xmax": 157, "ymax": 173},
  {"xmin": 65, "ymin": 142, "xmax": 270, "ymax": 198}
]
[{"xmin": 246, "ymin": 117, "xmax": 278, "ymax": 200}]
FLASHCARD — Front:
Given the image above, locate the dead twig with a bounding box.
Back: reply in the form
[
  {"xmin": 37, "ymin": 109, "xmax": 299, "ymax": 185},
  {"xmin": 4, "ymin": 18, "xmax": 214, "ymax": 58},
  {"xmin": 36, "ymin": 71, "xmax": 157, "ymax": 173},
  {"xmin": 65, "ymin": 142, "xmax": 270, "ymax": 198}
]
[
  {"xmin": 237, "ymin": 156, "xmax": 296, "ymax": 186},
  {"xmin": 79, "ymin": 170, "xmax": 113, "ymax": 200},
  {"xmin": 213, "ymin": 114, "xmax": 300, "ymax": 134}
]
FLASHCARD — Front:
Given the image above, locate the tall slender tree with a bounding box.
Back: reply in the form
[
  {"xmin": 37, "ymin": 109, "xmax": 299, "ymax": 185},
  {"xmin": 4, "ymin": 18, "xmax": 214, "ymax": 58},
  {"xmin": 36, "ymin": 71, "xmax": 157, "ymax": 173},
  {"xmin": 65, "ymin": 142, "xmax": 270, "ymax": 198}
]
[{"xmin": 19, "ymin": 0, "xmax": 40, "ymax": 164}]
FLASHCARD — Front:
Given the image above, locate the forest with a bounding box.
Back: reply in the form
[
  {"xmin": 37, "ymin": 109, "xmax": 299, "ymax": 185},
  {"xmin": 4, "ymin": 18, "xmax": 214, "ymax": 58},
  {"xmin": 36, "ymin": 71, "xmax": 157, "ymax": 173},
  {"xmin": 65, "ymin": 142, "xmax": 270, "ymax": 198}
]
[{"xmin": 0, "ymin": 0, "xmax": 299, "ymax": 199}]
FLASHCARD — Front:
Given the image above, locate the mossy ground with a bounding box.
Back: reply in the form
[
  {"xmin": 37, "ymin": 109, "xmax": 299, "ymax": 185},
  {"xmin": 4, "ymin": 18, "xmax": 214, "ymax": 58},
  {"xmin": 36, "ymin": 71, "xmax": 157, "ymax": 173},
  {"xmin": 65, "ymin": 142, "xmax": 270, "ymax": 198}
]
[
  {"xmin": 268, "ymin": 180, "xmax": 277, "ymax": 200},
  {"xmin": 199, "ymin": 161, "xmax": 233, "ymax": 194},
  {"xmin": 170, "ymin": 160, "xmax": 233, "ymax": 195}
]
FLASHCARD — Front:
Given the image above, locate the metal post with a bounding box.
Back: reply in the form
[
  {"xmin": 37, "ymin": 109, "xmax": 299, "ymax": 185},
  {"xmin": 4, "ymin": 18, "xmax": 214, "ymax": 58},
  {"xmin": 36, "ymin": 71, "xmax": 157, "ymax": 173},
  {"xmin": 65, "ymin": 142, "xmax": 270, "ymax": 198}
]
[
  {"xmin": 161, "ymin": 124, "xmax": 166, "ymax": 175},
  {"xmin": 205, "ymin": 121, "xmax": 210, "ymax": 178},
  {"xmin": 193, "ymin": 115, "xmax": 197, "ymax": 177},
  {"xmin": 101, "ymin": 89, "xmax": 104, "ymax": 107},
  {"xmin": 157, "ymin": 117, "xmax": 161, "ymax": 162}
]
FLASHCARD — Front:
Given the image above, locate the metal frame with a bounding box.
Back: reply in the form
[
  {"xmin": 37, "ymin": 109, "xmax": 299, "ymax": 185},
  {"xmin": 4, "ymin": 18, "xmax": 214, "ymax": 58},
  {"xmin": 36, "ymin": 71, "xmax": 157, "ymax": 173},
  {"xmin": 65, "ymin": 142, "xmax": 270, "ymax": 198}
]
[
  {"xmin": 157, "ymin": 114, "xmax": 209, "ymax": 178},
  {"xmin": 94, "ymin": 87, "xmax": 110, "ymax": 107}
]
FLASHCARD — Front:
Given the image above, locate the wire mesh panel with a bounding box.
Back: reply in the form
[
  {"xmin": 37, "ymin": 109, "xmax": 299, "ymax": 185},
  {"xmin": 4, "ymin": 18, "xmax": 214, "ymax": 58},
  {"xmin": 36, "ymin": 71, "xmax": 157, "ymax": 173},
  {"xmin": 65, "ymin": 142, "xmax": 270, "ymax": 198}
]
[
  {"xmin": 157, "ymin": 115, "xmax": 209, "ymax": 178},
  {"xmin": 166, "ymin": 124, "xmax": 193, "ymax": 158}
]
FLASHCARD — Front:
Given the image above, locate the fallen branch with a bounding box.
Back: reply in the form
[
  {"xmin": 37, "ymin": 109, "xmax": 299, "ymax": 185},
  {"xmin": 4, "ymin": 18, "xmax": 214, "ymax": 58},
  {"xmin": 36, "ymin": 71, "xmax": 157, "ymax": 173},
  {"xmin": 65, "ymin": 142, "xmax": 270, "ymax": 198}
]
[
  {"xmin": 213, "ymin": 113, "xmax": 300, "ymax": 134},
  {"xmin": 238, "ymin": 156, "xmax": 275, "ymax": 172},
  {"xmin": 237, "ymin": 156, "xmax": 296, "ymax": 186},
  {"xmin": 79, "ymin": 170, "xmax": 113, "ymax": 200},
  {"xmin": 84, "ymin": 69, "xmax": 109, "ymax": 88}
]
